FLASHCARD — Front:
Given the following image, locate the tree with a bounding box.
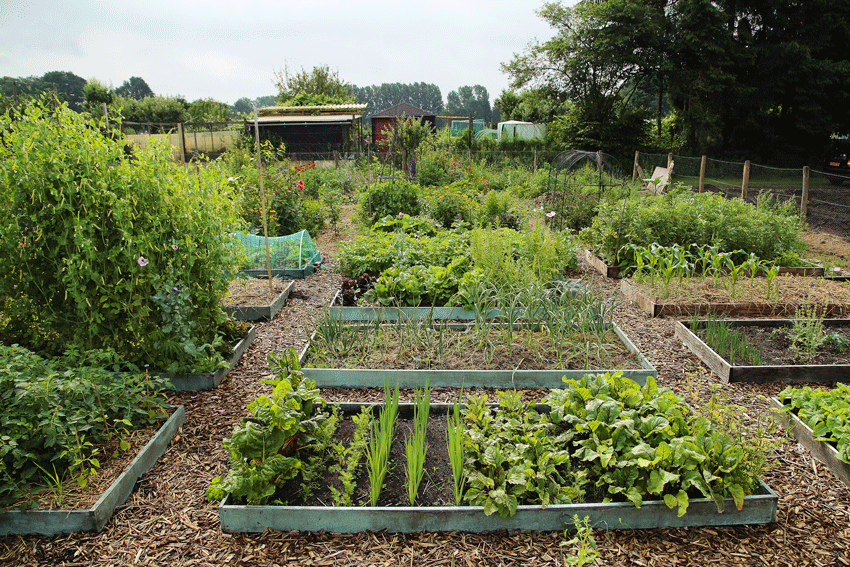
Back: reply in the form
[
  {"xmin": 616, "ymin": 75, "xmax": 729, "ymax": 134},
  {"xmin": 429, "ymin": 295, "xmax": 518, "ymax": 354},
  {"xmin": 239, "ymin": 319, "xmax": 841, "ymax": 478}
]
[
  {"xmin": 380, "ymin": 115, "xmax": 433, "ymax": 176},
  {"xmin": 114, "ymin": 95, "xmax": 190, "ymax": 131},
  {"xmin": 82, "ymin": 79, "xmax": 114, "ymax": 118},
  {"xmin": 495, "ymin": 88, "xmax": 566, "ymax": 124},
  {"xmin": 232, "ymin": 95, "xmax": 277, "ymax": 117},
  {"xmin": 0, "ymin": 71, "xmax": 87, "ymax": 112},
  {"xmin": 445, "ymin": 85, "xmax": 492, "ymax": 122},
  {"xmin": 352, "ymin": 83, "xmax": 443, "ymax": 116},
  {"xmin": 273, "ymin": 64, "xmax": 355, "ymax": 105},
  {"xmin": 188, "ymin": 98, "xmax": 231, "ymax": 123},
  {"xmin": 115, "ymin": 76, "xmax": 154, "ymax": 100}
]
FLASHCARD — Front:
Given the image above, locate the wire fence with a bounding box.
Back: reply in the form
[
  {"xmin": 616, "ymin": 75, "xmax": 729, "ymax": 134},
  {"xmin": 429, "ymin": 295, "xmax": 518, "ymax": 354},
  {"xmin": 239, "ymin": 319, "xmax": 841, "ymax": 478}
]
[{"xmin": 636, "ymin": 152, "xmax": 850, "ymax": 241}]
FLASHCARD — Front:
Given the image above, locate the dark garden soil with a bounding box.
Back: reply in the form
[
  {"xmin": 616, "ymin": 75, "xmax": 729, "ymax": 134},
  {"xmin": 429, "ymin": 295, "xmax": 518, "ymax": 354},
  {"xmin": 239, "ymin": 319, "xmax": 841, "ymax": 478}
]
[
  {"xmin": 699, "ymin": 324, "xmax": 850, "ymax": 366},
  {"xmin": 272, "ymin": 413, "xmax": 456, "ymax": 509},
  {"xmin": 4, "ymin": 205, "xmax": 850, "ymax": 566}
]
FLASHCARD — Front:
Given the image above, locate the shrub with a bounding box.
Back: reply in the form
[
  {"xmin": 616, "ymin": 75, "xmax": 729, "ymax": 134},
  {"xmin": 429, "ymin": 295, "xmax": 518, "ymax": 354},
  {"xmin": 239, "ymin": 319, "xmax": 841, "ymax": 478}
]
[
  {"xmin": 359, "ymin": 179, "xmax": 421, "ymax": 225},
  {"xmin": 421, "ymin": 180, "xmax": 482, "ymax": 229},
  {"xmin": 0, "ymin": 98, "xmax": 242, "ymax": 374},
  {"xmin": 580, "ymin": 187, "xmax": 805, "ymax": 264}
]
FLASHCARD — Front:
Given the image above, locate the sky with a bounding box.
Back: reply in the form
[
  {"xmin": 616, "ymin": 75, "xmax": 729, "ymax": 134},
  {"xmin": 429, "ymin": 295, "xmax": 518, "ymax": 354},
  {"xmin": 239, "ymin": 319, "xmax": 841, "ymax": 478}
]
[{"xmin": 0, "ymin": 0, "xmax": 573, "ymax": 106}]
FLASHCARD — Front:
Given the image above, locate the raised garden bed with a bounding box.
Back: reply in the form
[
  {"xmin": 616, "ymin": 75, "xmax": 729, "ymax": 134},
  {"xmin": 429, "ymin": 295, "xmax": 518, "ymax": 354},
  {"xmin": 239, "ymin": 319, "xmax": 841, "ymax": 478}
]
[
  {"xmin": 298, "ymin": 323, "xmax": 655, "ymax": 388},
  {"xmin": 0, "ymin": 406, "xmax": 185, "ymax": 536},
  {"xmin": 121, "ymin": 326, "xmax": 256, "ymax": 391},
  {"xmin": 770, "ymin": 397, "xmax": 850, "ymax": 487},
  {"xmin": 675, "ymin": 319, "xmax": 850, "ymax": 383},
  {"xmin": 329, "ymin": 281, "xmax": 585, "ymax": 322},
  {"xmin": 583, "ymin": 249, "xmax": 824, "ymax": 280},
  {"xmin": 621, "ymin": 279, "xmax": 850, "ymax": 318},
  {"xmin": 224, "ymin": 279, "xmax": 294, "ymax": 321},
  {"xmin": 217, "ymin": 402, "xmax": 777, "ymax": 534}
]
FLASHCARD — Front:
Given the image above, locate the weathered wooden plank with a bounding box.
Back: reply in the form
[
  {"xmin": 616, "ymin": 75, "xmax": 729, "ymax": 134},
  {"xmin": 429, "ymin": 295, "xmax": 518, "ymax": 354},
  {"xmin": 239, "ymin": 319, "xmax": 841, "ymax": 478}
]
[
  {"xmin": 771, "ymin": 397, "xmax": 850, "ymax": 488},
  {"xmin": 224, "ymin": 281, "xmax": 294, "ymax": 321}
]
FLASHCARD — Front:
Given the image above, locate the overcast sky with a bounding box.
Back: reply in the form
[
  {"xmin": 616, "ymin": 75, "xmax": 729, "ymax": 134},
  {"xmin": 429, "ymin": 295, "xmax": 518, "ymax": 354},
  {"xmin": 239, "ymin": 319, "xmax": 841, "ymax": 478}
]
[{"xmin": 1, "ymin": 0, "xmax": 574, "ymax": 106}]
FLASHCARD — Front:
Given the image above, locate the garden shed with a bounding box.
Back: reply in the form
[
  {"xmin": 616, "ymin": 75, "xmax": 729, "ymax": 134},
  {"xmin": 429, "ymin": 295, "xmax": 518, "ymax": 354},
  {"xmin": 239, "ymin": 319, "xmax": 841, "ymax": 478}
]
[
  {"xmin": 371, "ymin": 102, "xmax": 437, "ymax": 149},
  {"xmin": 255, "ymin": 104, "xmax": 367, "ymax": 155}
]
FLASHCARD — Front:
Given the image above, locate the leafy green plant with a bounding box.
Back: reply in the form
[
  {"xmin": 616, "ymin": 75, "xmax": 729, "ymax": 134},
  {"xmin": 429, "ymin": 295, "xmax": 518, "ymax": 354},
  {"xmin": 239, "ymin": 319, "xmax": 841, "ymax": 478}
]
[
  {"xmin": 359, "ymin": 179, "xmax": 421, "ymax": 225},
  {"xmin": 0, "ymin": 344, "xmax": 169, "ymax": 507},
  {"xmin": 206, "ymin": 348, "xmax": 329, "ymax": 505},
  {"xmin": 780, "ymin": 384, "xmax": 850, "ymax": 464},
  {"xmin": 404, "ymin": 383, "xmax": 430, "ymax": 505},
  {"xmin": 583, "ymin": 188, "xmax": 805, "ymax": 267},
  {"xmin": 421, "ymin": 180, "xmax": 482, "ymax": 229},
  {"xmin": 544, "ymin": 373, "xmax": 761, "ymax": 516},
  {"xmin": 561, "ymin": 515, "xmax": 600, "ymax": 566},
  {"xmin": 0, "ymin": 97, "xmax": 243, "ymax": 374},
  {"xmin": 364, "ymin": 379, "xmax": 400, "ymax": 506},
  {"xmin": 782, "ymin": 303, "xmax": 848, "ymax": 361}
]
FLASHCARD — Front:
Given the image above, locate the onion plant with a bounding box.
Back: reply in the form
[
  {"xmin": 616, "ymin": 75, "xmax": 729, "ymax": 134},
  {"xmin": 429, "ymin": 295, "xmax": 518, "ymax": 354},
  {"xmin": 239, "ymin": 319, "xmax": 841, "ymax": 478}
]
[
  {"xmin": 364, "ymin": 379, "xmax": 399, "ymax": 506},
  {"xmin": 446, "ymin": 394, "xmax": 466, "ymax": 505},
  {"xmin": 404, "ymin": 383, "xmax": 430, "ymax": 505}
]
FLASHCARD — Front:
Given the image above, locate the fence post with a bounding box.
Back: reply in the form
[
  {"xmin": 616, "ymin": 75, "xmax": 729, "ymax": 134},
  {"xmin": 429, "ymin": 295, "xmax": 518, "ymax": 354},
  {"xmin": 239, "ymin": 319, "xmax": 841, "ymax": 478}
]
[
  {"xmin": 699, "ymin": 155, "xmax": 707, "ymax": 193},
  {"xmin": 177, "ymin": 123, "xmax": 186, "ymax": 165},
  {"xmin": 741, "ymin": 160, "xmax": 751, "ymax": 200},
  {"xmin": 534, "ymin": 149, "xmax": 538, "ymax": 173},
  {"xmin": 667, "ymin": 153, "xmax": 673, "ymax": 169},
  {"xmin": 333, "ymin": 150, "xmax": 340, "ymax": 168},
  {"xmin": 632, "ymin": 151, "xmax": 640, "ymax": 183},
  {"xmin": 801, "ymin": 166, "xmax": 810, "ymax": 221}
]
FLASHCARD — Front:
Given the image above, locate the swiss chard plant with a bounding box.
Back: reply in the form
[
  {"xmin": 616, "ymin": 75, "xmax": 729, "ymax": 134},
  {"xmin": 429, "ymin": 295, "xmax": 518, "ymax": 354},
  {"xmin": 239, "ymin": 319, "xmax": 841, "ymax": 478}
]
[{"xmin": 206, "ymin": 348, "xmax": 332, "ymax": 505}]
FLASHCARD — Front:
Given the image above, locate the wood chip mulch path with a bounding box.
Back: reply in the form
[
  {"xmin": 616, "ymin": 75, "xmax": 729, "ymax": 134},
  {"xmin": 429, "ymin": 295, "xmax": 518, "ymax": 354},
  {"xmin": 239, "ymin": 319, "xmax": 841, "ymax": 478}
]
[{"xmin": 3, "ymin": 215, "xmax": 850, "ymax": 566}]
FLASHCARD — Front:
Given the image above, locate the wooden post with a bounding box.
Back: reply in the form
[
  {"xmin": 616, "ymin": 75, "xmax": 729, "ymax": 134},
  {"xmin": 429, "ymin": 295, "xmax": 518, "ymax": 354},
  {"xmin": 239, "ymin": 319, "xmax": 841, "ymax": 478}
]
[
  {"xmin": 253, "ymin": 109, "xmax": 273, "ymax": 291},
  {"xmin": 333, "ymin": 150, "xmax": 340, "ymax": 168},
  {"xmin": 102, "ymin": 103, "xmax": 109, "ymax": 130},
  {"xmin": 177, "ymin": 123, "xmax": 186, "ymax": 165},
  {"xmin": 667, "ymin": 153, "xmax": 673, "ymax": 169},
  {"xmin": 533, "ymin": 149, "xmax": 538, "ymax": 173},
  {"xmin": 801, "ymin": 166, "xmax": 810, "ymax": 221},
  {"xmin": 467, "ymin": 114, "xmax": 473, "ymax": 162},
  {"xmin": 632, "ymin": 151, "xmax": 640, "ymax": 183},
  {"xmin": 698, "ymin": 155, "xmax": 707, "ymax": 193},
  {"xmin": 741, "ymin": 160, "xmax": 751, "ymax": 200}
]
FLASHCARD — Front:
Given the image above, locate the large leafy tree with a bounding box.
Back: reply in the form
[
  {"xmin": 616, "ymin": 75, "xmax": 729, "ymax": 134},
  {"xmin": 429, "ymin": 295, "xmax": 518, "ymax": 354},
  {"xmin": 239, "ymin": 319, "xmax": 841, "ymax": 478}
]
[
  {"xmin": 188, "ymin": 97, "xmax": 231, "ymax": 123},
  {"xmin": 352, "ymin": 82, "xmax": 443, "ymax": 115},
  {"xmin": 115, "ymin": 76, "xmax": 154, "ymax": 100},
  {"xmin": 0, "ymin": 71, "xmax": 87, "ymax": 112},
  {"xmin": 445, "ymin": 85, "xmax": 492, "ymax": 122}
]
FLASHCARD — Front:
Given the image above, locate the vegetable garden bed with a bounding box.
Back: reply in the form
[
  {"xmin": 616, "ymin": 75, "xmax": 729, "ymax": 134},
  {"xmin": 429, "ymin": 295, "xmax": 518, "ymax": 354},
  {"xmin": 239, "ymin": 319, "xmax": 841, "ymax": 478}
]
[
  {"xmin": 584, "ymin": 249, "xmax": 823, "ymax": 280},
  {"xmin": 0, "ymin": 406, "xmax": 185, "ymax": 536},
  {"xmin": 621, "ymin": 279, "xmax": 850, "ymax": 318},
  {"xmin": 141, "ymin": 325, "xmax": 256, "ymax": 391},
  {"xmin": 675, "ymin": 319, "xmax": 850, "ymax": 383},
  {"xmin": 298, "ymin": 323, "xmax": 655, "ymax": 388},
  {"xmin": 328, "ymin": 281, "xmax": 585, "ymax": 322},
  {"xmin": 224, "ymin": 280, "xmax": 294, "ymax": 321},
  {"xmin": 770, "ymin": 397, "xmax": 850, "ymax": 488},
  {"xmin": 216, "ymin": 397, "xmax": 777, "ymax": 534}
]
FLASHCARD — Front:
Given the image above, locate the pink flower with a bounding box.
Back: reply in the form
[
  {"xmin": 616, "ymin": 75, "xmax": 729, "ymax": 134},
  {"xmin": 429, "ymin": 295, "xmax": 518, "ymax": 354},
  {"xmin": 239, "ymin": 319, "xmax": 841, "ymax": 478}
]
[
  {"xmin": 171, "ymin": 244, "xmax": 178, "ymax": 250},
  {"xmin": 398, "ymin": 212, "xmax": 405, "ymax": 217},
  {"xmin": 137, "ymin": 256, "xmax": 149, "ymax": 267},
  {"xmin": 546, "ymin": 211, "xmax": 556, "ymax": 218}
]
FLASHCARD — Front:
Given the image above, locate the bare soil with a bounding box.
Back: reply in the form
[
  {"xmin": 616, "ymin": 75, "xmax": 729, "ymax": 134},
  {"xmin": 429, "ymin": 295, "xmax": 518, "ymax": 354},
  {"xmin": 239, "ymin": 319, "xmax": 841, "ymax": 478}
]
[
  {"xmin": 224, "ymin": 277, "xmax": 290, "ymax": 307},
  {"xmin": 4, "ymin": 205, "xmax": 850, "ymax": 565},
  {"xmin": 307, "ymin": 327, "xmax": 638, "ymax": 371}
]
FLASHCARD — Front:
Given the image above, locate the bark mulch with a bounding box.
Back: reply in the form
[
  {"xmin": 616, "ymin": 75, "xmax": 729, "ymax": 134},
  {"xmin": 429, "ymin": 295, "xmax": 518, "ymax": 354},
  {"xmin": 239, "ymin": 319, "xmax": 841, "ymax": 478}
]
[{"xmin": 3, "ymin": 211, "xmax": 850, "ymax": 566}]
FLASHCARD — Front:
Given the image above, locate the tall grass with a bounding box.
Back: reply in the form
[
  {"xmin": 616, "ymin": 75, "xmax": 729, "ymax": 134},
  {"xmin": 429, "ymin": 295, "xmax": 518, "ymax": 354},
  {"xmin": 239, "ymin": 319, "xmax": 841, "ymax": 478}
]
[
  {"xmin": 404, "ymin": 383, "xmax": 430, "ymax": 505},
  {"xmin": 364, "ymin": 379, "xmax": 399, "ymax": 506}
]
